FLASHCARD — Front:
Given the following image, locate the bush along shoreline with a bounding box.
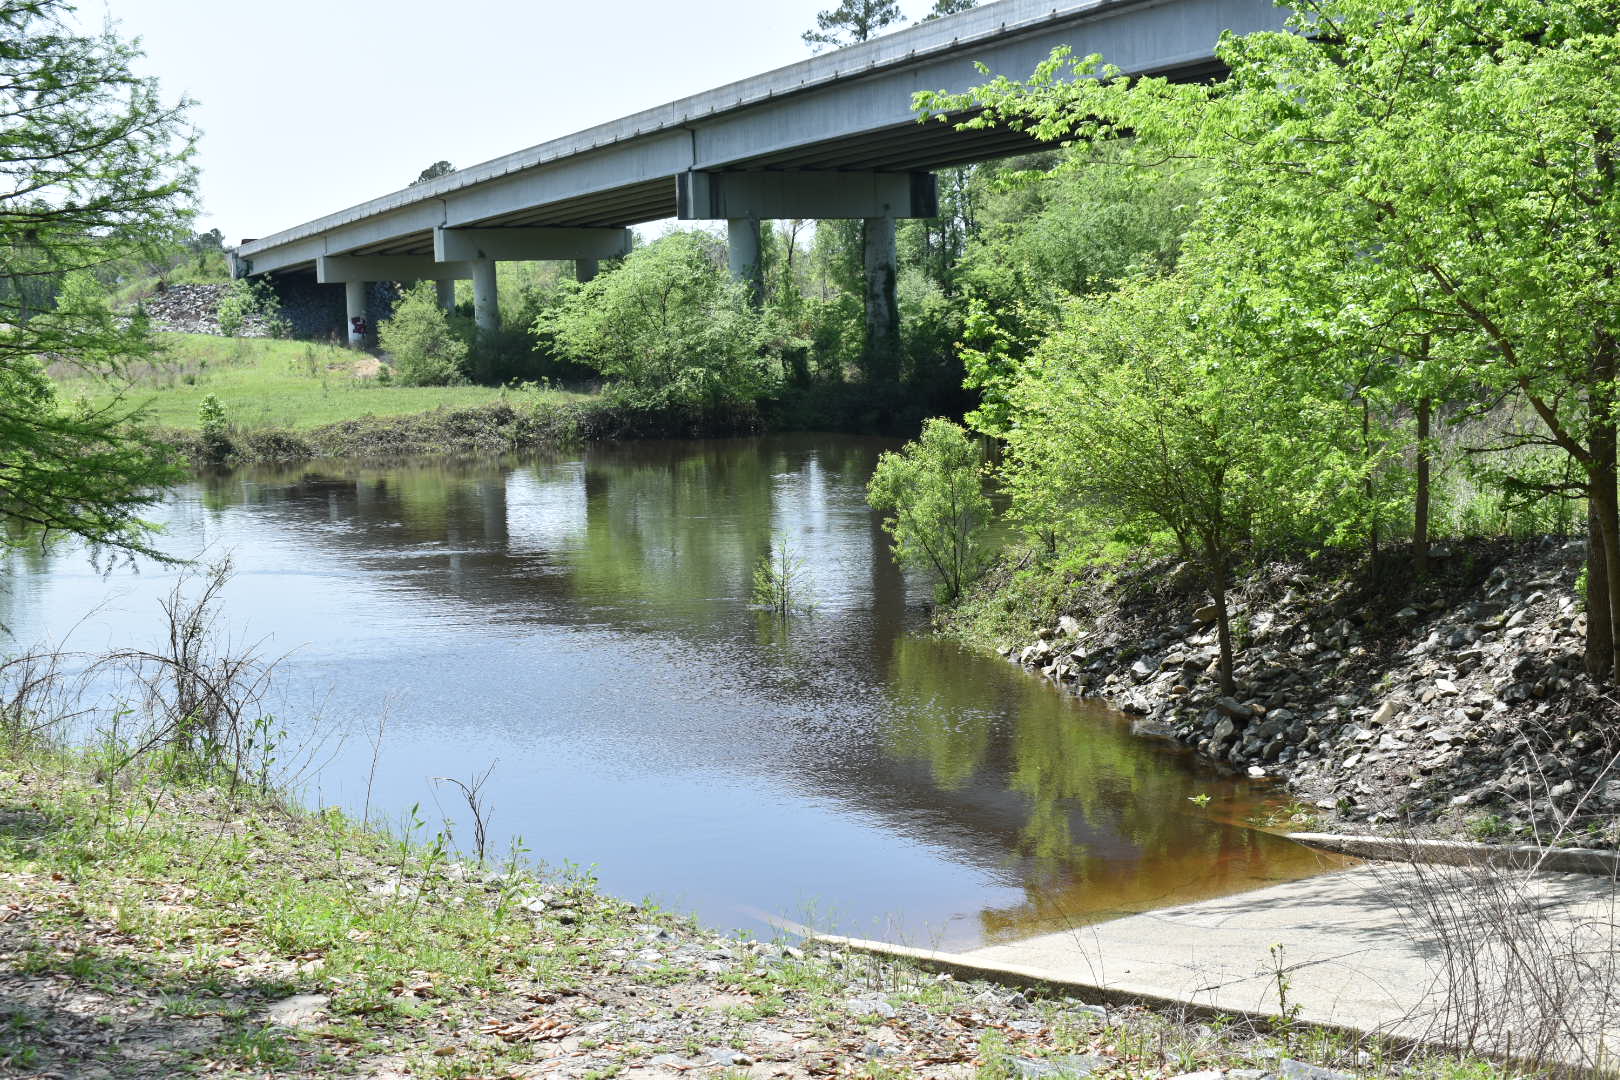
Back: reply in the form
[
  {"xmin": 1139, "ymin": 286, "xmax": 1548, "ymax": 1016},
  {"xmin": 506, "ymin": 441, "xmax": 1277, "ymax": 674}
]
[{"xmin": 946, "ymin": 537, "xmax": 1620, "ymax": 848}]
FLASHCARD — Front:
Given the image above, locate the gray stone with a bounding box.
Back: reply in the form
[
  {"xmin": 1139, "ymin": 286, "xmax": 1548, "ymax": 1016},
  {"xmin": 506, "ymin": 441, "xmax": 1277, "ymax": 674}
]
[
  {"xmin": 1216, "ymin": 697, "xmax": 1253, "ymax": 720},
  {"xmin": 1280, "ymin": 1060, "xmax": 1354, "ymax": 1080},
  {"xmin": 844, "ymin": 996, "xmax": 897, "ymax": 1018},
  {"xmin": 266, "ymin": 993, "xmax": 329, "ymax": 1028},
  {"xmin": 1011, "ymin": 1054, "xmax": 1106, "ymax": 1078},
  {"xmin": 1194, "ymin": 603, "xmax": 1220, "ymax": 624},
  {"xmin": 1059, "ymin": 615, "xmax": 1083, "ymax": 637},
  {"xmin": 1369, "ymin": 699, "xmax": 1399, "ymax": 726}
]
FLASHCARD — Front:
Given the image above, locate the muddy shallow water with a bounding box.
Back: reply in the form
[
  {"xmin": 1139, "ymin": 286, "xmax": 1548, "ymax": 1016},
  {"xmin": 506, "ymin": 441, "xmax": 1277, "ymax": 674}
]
[{"xmin": 2, "ymin": 434, "xmax": 1338, "ymax": 948}]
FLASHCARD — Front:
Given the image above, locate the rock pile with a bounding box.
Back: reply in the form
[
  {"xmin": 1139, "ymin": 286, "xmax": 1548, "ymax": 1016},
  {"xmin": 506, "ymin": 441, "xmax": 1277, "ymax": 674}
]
[
  {"xmin": 129, "ymin": 279, "xmax": 399, "ymax": 342},
  {"xmin": 1000, "ymin": 538, "xmax": 1619, "ymax": 843},
  {"xmin": 134, "ymin": 283, "xmax": 273, "ymax": 336}
]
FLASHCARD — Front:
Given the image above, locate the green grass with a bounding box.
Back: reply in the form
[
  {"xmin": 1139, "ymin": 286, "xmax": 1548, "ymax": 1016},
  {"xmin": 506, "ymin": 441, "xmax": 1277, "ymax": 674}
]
[{"xmin": 51, "ymin": 332, "xmax": 587, "ymax": 432}]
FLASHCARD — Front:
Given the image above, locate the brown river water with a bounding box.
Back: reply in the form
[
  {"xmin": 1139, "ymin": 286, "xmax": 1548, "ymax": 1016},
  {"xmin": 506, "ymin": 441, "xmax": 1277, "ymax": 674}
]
[{"xmin": 1, "ymin": 433, "xmax": 1338, "ymax": 948}]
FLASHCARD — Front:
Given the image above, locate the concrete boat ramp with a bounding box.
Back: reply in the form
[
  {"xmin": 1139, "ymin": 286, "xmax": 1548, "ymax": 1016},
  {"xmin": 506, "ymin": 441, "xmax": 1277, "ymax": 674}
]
[{"xmin": 822, "ymin": 858, "xmax": 1620, "ymax": 1067}]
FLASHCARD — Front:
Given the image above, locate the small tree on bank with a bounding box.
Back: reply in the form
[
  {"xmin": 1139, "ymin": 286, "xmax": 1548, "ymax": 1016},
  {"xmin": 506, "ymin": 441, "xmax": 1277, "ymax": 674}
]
[
  {"xmin": 378, "ymin": 283, "xmax": 469, "ymax": 386},
  {"xmin": 867, "ymin": 418, "xmax": 992, "ymax": 603},
  {"xmin": 999, "ymin": 273, "xmax": 1366, "ymax": 695}
]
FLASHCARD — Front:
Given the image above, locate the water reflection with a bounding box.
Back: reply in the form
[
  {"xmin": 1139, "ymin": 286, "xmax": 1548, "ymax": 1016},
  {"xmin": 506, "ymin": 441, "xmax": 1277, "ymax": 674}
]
[{"xmin": 5, "ymin": 434, "xmax": 1339, "ymax": 948}]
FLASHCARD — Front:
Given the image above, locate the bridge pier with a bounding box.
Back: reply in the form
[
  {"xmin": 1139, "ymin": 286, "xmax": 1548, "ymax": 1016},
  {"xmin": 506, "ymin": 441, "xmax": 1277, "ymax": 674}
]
[
  {"xmin": 576, "ymin": 258, "xmax": 599, "ymax": 284},
  {"xmin": 678, "ymin": 171, "xmax": 936, "ymax": 379},
  {"xmin": 471, "ymin": 260, "xmax": 499, "ymax": 334},
  {"xmin": 344, "ymin": 280, "xmax": 368, "ymax": 347},
  {"xmin": 863, "ymin": 217, "xmax": 899, "ymax": 382},
  {"xmin": 726, "ymin": 218, "xmax": 763, "ymax": 305},
  {"xmin": 436, "ymin": 279, "xmax": 457, "ymax": 312}
]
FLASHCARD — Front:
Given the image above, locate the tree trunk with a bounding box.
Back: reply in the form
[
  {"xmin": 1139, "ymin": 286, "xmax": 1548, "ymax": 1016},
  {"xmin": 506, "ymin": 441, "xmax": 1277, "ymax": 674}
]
[
  {"xmin": 1414, "ymin": 396, "xmax": 1431, "ymax": 577},
  {"xmin": 1363, "ymin": 397, "xmax": 1378, "ymax": 559},
  {"xmin": 1587, "ymin": 498, "xmax": 1612, "ymax": 679},
  {"xmin": 1591, "ymin": 124, "xmax": 1618, "ymax": 680},
  {"xmin": 1210, "ymin": 552, "xmax": 1236, "ymax": 697},
  {"xmin": 1592, "ymin": 448, "xmax": 1620, "ymax": 682}
]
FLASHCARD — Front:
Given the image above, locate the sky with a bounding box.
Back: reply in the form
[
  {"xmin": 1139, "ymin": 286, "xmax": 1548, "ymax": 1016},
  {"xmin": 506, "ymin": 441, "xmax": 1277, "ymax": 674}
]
[{"xmin": 84, "ymin": 0, "xmax": 948, "ymax": 245}]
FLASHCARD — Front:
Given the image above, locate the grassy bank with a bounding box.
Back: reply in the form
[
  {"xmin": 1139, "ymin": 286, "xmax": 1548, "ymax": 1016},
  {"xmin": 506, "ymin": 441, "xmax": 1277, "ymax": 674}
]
[
  {"xmin": 51, "ymin": 333, "xmax": 566, "ymax": 431},
  {"xmin": 49, "ymin": 332, "xmax": 771, "ymax": 466},
  {"xmin": 0, "ymin": 734, "xmax": 1519, "ymax": 1080}
]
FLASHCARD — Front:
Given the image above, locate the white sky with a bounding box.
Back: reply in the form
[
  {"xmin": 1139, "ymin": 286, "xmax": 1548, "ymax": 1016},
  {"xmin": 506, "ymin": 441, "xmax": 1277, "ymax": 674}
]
[{"xmin": 87, "ymin": 0, "xmax": 946, "ymax": 245}]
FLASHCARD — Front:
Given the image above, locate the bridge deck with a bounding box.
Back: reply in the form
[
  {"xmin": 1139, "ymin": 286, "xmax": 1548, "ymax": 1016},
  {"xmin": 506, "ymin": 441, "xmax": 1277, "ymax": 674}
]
[{"xmin": 235, "ymin": 0, "xmax": 1286, "ymax": 277}]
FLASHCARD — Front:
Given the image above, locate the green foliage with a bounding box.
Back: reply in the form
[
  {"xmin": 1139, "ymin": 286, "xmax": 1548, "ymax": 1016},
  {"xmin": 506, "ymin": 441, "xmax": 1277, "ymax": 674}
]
[
  {"xmin": 751, "ymin": 533, "xmax": 809, "ymax": 616},
  {"xmin": 379, "ymin": 282, "xmax": 471, "ymax": 387},
  {"xmin": 997, "ymin": 271, "xmax": 1368, "ymax": 688},
  {"xmin": 0, "ymin": 0, "xmax": 194, "ymax": 557},
  {"xmin": 216, "ymin": 278, "xmax": 282, "ymax": 338},
  {"xmin": 538, "ymin": 231, "xmax": 783, "ymax": 413},
  {"xmin": 867, "ymin": 418, "xmax": 992, "ymax": 602},
  {"xmin": 410, "ymin": 160, "xmax": 454, "ymax": 186},
  {"xmin": 197, "ymin": 393, "xmax": 229, "ymax": 463},
  {"xmin": 802, "ymin": 0, "xmax": 900, "ymax": 50},
  {"xmin": 919, "ymin": 0, "xmax": 1620, "ymax": 670}
]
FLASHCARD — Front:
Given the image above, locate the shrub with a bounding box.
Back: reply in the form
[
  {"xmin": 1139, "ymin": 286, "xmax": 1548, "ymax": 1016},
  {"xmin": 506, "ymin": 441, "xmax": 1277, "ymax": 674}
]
[
  {"xmin": 378, "ymin": 282, "xmax": 470, "ymax": 387},
  {"xmin": 537, "ymin": 231, "xmax": 782, "ymax": 411},
  {"xmin": 197, "ymin": 393, "xmax": 230, "ymax": 463},
  {"xmin": 217, "ymin": 279, "xmax": 280, "ymax": 337},
  {"xmin": 867, "ymin": 418, "xmax": 992, "ymax": 602}
]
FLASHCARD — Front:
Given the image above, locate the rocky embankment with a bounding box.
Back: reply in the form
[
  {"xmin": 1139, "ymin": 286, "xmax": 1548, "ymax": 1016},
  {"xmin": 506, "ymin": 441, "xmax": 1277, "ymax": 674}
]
[
  {"xmin": 998, "ymin": 538, "xmax": 1619, "ymax": 844},
  {"xmin": 135, "ymin": 282, "xmax": 274, "ymax": 336}
]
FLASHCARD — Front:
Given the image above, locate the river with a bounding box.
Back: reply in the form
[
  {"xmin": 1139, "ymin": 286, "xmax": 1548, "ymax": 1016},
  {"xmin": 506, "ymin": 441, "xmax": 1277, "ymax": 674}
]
[{"xmin": 2, "ymin": 433, "xmax": 1332, "ymax": 949}]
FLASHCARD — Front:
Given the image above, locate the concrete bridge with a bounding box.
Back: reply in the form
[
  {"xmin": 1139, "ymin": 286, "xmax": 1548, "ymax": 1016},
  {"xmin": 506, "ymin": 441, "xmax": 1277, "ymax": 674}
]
[{"xmin": 230, "ymin": 0, "xmax": 1287, "ymax": 353}]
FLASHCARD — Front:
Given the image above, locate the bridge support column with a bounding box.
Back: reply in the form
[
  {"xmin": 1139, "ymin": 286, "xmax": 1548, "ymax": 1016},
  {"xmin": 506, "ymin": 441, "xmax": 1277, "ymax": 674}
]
[
  {"xmin": 344, "ymin": 280, "xmax": 368, "ymax": 348},
  {"xmin": 727, "ymin": 218, "xmax": 763, "ymax": 306},
  {"xmin": 471, "ymin": 260, "xmax": 499, "ymax": 334},
  {"xmin": 863, "ymin": 217, "xmax": 899, "ymax": 382},
  {"xmin": 575, "ymin": 258, "xmax": 599, "ymax": 284},
  {"xmin": 435, "ymin": 279, "xmax": 457, "ymax": 312}
]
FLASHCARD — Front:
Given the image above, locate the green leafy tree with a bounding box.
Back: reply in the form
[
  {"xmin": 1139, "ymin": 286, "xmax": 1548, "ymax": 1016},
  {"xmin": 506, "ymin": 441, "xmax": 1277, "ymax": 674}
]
[
  {"xmin": 867, "ymin": 418, "xmax": 991, "ymax": 602},
  {"xmin": 537, "ymin": 231, "xmax": 783, "ymax": 412},
  {"xmin": 0, "ymin": 1, "xmax": 194, "ymax": 557},
  {"xmin": 922, "ymin": 0, "xmax": 977, "ymax": 19},
  {"xmin": 378, "ymin": 282, "xmax": 470, "ymax": 386},
  {"xmin": 921, "ymin": 0, "xmax": 1620, "ymax": 677},
  {"xmin": 998, "ymin": 272, "xmax": 1364, "ymax": 694},
  {"xmin": 802, "ymin": 0, "xmax": 901, "ymax": 50}
]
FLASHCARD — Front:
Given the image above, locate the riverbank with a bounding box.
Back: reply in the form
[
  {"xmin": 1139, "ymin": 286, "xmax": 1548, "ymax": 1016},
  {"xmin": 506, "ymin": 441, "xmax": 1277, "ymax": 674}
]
[
  {"xmin": 944, "ymin": 537, "xmax": 1619, "ymax": 847},
  {"xmin": 0, "ymin": 741, "xmax": 1508, "ymax": 1078}
]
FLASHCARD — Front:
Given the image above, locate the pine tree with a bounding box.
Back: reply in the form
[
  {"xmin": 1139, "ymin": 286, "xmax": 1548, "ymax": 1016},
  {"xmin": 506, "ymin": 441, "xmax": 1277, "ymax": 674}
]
[
  {"xmin": 0, "ymin": 0, "xmax": 196, "ymax": 557},
  {"xmin": 802, "ymin": 0, "xmax": 902, "ymax": 50}
]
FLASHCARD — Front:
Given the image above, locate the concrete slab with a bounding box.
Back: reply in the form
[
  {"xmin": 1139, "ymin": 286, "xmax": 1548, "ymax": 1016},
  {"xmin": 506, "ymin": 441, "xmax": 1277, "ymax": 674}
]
[{"xmin": 823, "ymin": 864, "xmax": 1620, "ymax": 1066}]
